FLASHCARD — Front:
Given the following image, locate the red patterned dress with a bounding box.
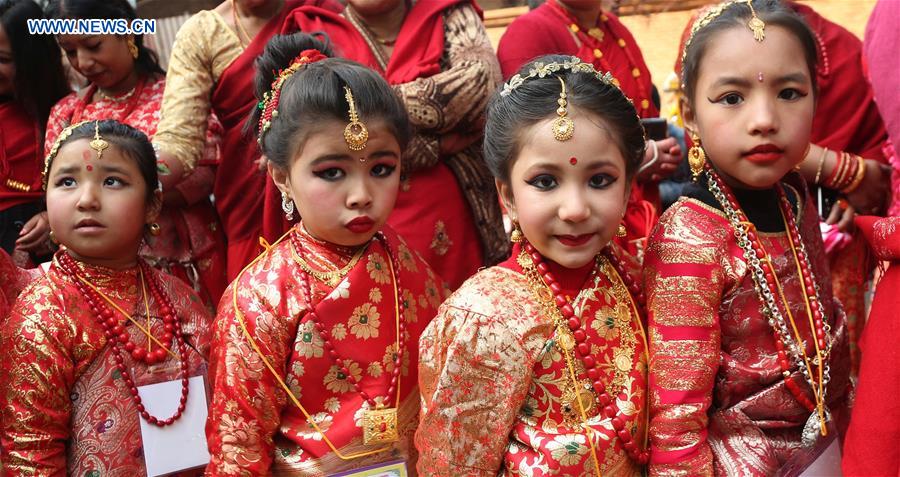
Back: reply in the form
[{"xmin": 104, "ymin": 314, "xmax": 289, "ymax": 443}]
[
  {"xmin": 205, "ymin": 225, "xmax": 446, "ymax": 475},
  {"xmin": 644, "ymin": 177, "xmax": 851, "ymax": 476},
  {"xmin": 417, "ymin": 243, "xmax": 648, "ymax": 476},
  {"xmin": 44, "ymin": 76, "xmax": 227, "ymax": 307},
  {"xmin": 0, "ymin": 252, "xmax": 212, "ymax": 475},
  {"xmin": 0, "ymin": 248, "xmax": 41, "ymax": 319}
]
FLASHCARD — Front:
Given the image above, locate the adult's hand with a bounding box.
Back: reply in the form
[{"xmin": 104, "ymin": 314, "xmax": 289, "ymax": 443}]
[
  {"xmin": 15, "ymin": 211, "xmax": 51, "ymax": 253},
  {"xmin": 845, "ymin": 159, "xmax": 891, "ymax": 215},
  {"xmin": 826, "ymin": 199, "xmax": 855, "ymax": 233},
  {"xmin": 637, "ymin": 137, "xmax": 681, "ymax": 182}
]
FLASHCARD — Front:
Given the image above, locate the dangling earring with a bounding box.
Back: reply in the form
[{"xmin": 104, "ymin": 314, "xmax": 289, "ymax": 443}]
[
  {"xmin": 616, "ymin": 223, "xmax": 627, "ymax": 238},
  {"xmin": 148, "ymin": 223, "xmax": 161, "ymax": 236},
  {"xmin": 127, "ymin": 37, "xmax": 139, "ymax": 59},
  {"xmin": 281, "ymin": 192, "xmax": 295, "ymax": 221},
  {"xmin": 688, "ymin": 132, "xmax": 707, "ymax": 181},
  {"xmin": 49, "ymin": 230, "xmax": 58, "ymax": 244},
  {"xmin": 510, "ymin": 221, "xmax": 523, "ymax": 243}
]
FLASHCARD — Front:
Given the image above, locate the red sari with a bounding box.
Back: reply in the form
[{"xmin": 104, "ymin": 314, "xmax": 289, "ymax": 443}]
[
  {"xmin": 0, "ymin": 100, "xmax": 42, "ymax": 213},
  {"xmin": 0, "ymin": 252, "xmax": 211, "ymax": 475},
  {"xmin": 496, "ymin": 0, "xmax": 660, "ymax": 256},
  {"xmin": 44, "ymin": 77, "xmax": 227, "ymax": 307},
  {"xmin": 417, "ymin": 243, "xmax": 648, "ymax": 476},
  {"xmin": 282, "ymin": 0, "xmax": 504, "ymax": 289},
  {"xmin": 644, "ymin": 178, "xmax": 850, "ymax": 476},
  {"xmin": 842, "ymin": 216, "xmax": 900, "ymax": 477},
  {"xmin": 0, "ymin": 249, "xmax": 41, "ymax": 319},
  {"xmin": 205, "ymin": 225, "xmax": 446, "ymax": 475}
]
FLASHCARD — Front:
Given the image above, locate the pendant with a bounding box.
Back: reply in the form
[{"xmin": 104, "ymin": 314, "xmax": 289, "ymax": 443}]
[
  {"xmin": 801, "ymin": 407, "xmax": 831, "ymax": 448},
  {"xmin": 556, "ymin": 329, "xmax": 575, "ymax": 351},
  {"xmin": 561, "ymin": 385, "xmax": 597, "ymax": 425},
  {"xmin": 362, "ymin": 407, "xmax": 399, "ymax": 445}
]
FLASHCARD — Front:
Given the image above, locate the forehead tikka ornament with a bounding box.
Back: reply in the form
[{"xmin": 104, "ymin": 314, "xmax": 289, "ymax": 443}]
[
  {"xmin": 343, "ymin": 86, "xmax": 369, "ymax": 151},
  {"xmin": 89, "ymin": 121, "xmax": 109, "ymax": 160},
  {"xmin": 552, "ymin": 77, "xmax": 574, "ymax": 142},
  {"xmin": 681, "ymin": 0, "xmax": 766, "ymax": 67}
]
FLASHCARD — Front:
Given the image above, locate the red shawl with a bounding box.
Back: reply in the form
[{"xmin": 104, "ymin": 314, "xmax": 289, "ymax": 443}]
[
  {"xmin": 496, "ymin": 0, "xmax": 658, "ymax": 118},
  {"xmin": 211, "ymin": 0, "xmax": 341, "ymax": 280},
  {"xmin": 0, "ymin": 101, "xmax": 42, "ymax": 212},
  {"xmin": 282, "ymin": 0, "xmax": 470, "ymax": 84}
]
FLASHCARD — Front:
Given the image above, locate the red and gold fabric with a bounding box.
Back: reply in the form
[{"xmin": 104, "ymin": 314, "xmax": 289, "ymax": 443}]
[
  {"xmin": 644, "ymin": 183, "xmax": 851, "ymax": 476},
  {"xmin": 205, "ymin": 225, "xmax": 446, "ymax": 476},
  {"xmin": 0, "ymin": 248, "xmax": 41, "ymax": 319},
  {"xmin": 282, "ymin": 0, "xmax": 507, "ymax": 288},
  {"xmin": 417, "ymin": 243, "xmax": 648, "ymax": 476},
  {"xmin": 0, "ymin": 252, "xmax": 212, "ymax": 475},
  {"xmin": 44, "ymin": 76, "xmax": 227, "ymax": 307}
]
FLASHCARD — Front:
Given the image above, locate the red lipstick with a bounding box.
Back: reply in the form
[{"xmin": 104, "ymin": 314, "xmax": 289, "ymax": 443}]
[
  {"xmin": 743, "ymin": 144, "xmax": 784, "ymax": 163},
  {"xmin": 346, "ymin": 216, "xmax": 375, "ymax": 233},
  {"xmin": 556, "ymin": 234, "xmax": 593, "ymax": 247}
]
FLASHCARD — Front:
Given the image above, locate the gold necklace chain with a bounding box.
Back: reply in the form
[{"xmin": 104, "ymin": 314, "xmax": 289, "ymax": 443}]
[
  {"xmin": 230, "ymin": 0, "xmax": 252, "ymax": 47},
  {"xmin": 290, "ymin": 240, "xmax": 367, "ymax": 288}
]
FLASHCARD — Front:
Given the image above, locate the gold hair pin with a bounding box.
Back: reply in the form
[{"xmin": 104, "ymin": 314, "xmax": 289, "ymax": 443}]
[
  {"xmin": 343, "ymin": 86, "xmax": 369, "ymax": 151},
  {"xmin": 89, "ymin": 121, "xmax": 109, "ymax": 160},
  {"xmin": 501, "ymin": 57, "xmax": 616, "ymax": 97},
  {"xmin": 552, "ymin": 77, "xmax": 574, "ymax": 141},
  {"xmin": 681, "ymin": 0, "xmax": 766, "ymax": 67}
]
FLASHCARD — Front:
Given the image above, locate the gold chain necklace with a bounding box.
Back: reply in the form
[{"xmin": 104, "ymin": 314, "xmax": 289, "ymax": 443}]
[
  {"xmin": 290, "ymin": 236, "xmax": 367, "ymax": 287},
  {"xmin": 230, "ymin": 0, "xmax": 252, "ymax": 47}
]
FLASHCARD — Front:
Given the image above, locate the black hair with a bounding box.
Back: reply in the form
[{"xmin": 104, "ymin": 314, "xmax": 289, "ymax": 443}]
[
  {"xmin": 681, "ymin": 0, "xmax": 818, "ymax": 103},
  {"xmin": 0, "ymin": 0, "xmax": 70, "ymax": 129},
  {"xmin": 47, "ymin": 119, "xmax": 158, "ymax": 203},
  {"xmin": 484, "ymin": 54, "xmax": 646, "ymax": 183},
  {"xmin": 45, "ymin": 0, "xmax": 165, "ymax": 78},
  {"xmin": 249, "ymin": 32, "xmax": 410, "ymax": 170}
]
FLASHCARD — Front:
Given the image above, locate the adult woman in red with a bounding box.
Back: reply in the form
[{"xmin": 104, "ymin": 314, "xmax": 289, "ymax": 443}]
[
  {"xmin": 0, "ymin": 0, "xmax": 69, "ymax": 263},
  {"xmin": 45, "ymin": 0, "xmax": 227, "ymax": 307},
  {"xmin": 496, "ymin": 0, "xmax": 683, "ymax": 256},
  {"xmin": 281, "ymin": 0, "xmax": 507, "ymax": 289},
  {"xmin": 153, "ymin": 0, "xmax": 340, "ymax": 281}
]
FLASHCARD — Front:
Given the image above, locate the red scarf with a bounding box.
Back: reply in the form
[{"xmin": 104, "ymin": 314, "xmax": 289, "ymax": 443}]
[{"xmin": 281, "ymin": 0, "xmax": 472, "ymax": 85}]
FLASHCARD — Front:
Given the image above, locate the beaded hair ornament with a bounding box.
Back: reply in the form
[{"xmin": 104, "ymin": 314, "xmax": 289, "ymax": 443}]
[
  {"xmin": 681, "ymin": 0, "xmax": 766, "ymax": 67},
  {"xmin": 501, "ymin": 57, "xmax": 617, "ymax": 143},
  {"xmin": 256, "ymin": 49, "xmax": 328, "ymax": 144},
  {"xmin": 42, "ymin": 120, "xmax": 92, "ymax": 190}
]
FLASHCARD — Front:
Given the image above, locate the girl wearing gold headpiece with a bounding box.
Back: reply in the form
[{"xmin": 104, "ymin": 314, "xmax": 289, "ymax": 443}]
[
  {"xmin": 644, "ymin": 1, "xmax": 851, "ymax": 475},
  {"xmin": 204, "ymin": 33, "xmax": 446, "ymax": 476},
  {"xmin": 417, "ymin": 55, "xmax": 650, "ymax": 476}
]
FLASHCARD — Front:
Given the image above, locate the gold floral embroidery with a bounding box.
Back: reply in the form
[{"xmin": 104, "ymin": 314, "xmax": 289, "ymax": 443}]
[
  {"xmin": 294, "ymin": 321, "xmax": 323, "ymax": 359},
  {"xmin": 368, "ymin": 288, "xmax": 382, "ymax": 303},
  {"xmin": 331, "ymin": 323, "xmax": 348, "ymax": 341},
  {"xmin": 366, "ymin": 254, "xmax": 391, "ymax": 284},
  {"xmin": 323, "ymin": 362, "xmax": 362, "ymax": 394},
  {"xmin": 348, "ymin": 303, "xmax": 381, "ymax": 339},
  {"xmin": 429, "ymin": 220, "xmax": 452, "ymax": 256},
  {"xmin": 546, "ymin": 434, "xmax": 589, "ymax": 466},
  {"xmin": 397, "ymin": 243, "xmax": 419, "ymax": 272}
]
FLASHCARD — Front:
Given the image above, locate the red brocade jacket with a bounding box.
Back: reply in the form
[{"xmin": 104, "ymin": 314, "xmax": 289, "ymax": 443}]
[
  {"xmin": 0, "ymin": 252, "xmax": 212, "ymax": 476},
  {"xmin": 205, "ymin": 225, "xmax": 446, "ymax": 476},
  {"xmin": 644, "ymin": 181, "xmax": 850, "ymax": 476},
  {"xmin": 417, "ymin": 244, "xmax": 648, "ymax": 476}
]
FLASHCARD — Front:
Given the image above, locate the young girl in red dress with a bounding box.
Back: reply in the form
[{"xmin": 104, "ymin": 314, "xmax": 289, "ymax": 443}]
[
  {"xmin": 0, "ymin": 120, "xmax": 212, "ymax": 475},
  {"xmin": 417, "ymin": 55, "xmax": 650, "ymax": 476},
  {"xmin": 204, "ymin": 33, "xmax": 445, "ymax": 475},
  {"xmin": 644, "ymin": 2, "xmax": 850, "ymax": 475}
]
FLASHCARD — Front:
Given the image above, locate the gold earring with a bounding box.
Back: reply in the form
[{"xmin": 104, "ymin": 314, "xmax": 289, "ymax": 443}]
[
  {"xmin": 688, "ymin": 132, "xmax": 706, "ymax": 181},
  {"xmin": 127, "ymin": 37, "xmax": 139, "ymax": 59},
  {"xmin": 49, "ymin": 230, "xmax": 58, "ymax": 244},
  {"xmin": 616, "ymin": 223, "xmax": 627, "ymax": 237},
  {"xmin": 510, "ymin": 222, "xmax": 523, "ymax": 243},
  {"xmin": 551, "ymin": 76, "xmax": 574, "ymax": 142},
  {"xmin": 148, "ymin": 223, "xmax": 161, "ymax": 236}
]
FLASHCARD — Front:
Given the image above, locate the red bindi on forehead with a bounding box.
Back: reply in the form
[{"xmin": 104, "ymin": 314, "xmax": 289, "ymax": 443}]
[{"xmin": 569, "ymin": 157, "xmax": 578, "ymax": 165}]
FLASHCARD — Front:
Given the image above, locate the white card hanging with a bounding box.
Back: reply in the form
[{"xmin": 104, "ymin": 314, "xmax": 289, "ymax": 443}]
[{"xmin": 138, "ymin": 375, "xmax": 210, "ymax": 476}]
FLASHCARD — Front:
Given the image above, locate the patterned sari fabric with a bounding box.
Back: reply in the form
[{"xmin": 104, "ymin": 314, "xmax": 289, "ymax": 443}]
[
  {"xmin": 644, "ymin": 181, "xmax": 850, "ymax": 476},
  {"xmin": 205, "ymin": 225, "xmax": 445, "ymax": 476},
  {"xmin": 417, "ymin": 244, "xmax": 648, "ymax": 476},
  {"xmin": 0, "ymin": 248, "xmax": 41, "ymax": 318},
  {"xmin": 44, "ymin": 76, "xmax": 227, "ymax": 307},
  {"xmin": 0, "ymin": 252, "xmax": 212, "ymax": 475}
]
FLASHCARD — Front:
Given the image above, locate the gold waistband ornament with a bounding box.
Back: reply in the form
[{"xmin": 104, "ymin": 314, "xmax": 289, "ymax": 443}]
[
  {"xmin": 343, "ymin": 86, "xmax": 369, "ymax": 151},
  {"xmin": 552, "ymin": 76, "xmax": 574, "ymax": 142},
  {"xmin": 89, "ymin": 121, "xmax": 109, "ymax": 160}
]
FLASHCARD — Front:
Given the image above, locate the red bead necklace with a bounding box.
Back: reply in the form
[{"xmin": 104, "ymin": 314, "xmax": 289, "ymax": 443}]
[
  {"xmin": 522, "ymin": 241, "xmax": 649, "ymax": 465},
  {"xmin": 290, "ymin": 231, "xmax": 406, "ymax": 412},
  {"xmin": 705, "ymin": 170, "xmax": 829, "ymax": 417},
  {"xmin": 57, "ymin": 252, "xmax": 191, "ymax": 427}
]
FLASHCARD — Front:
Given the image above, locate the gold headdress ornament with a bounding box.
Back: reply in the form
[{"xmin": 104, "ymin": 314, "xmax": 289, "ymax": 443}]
[
  {"xmin": 552, "ymin": 77, "xmax": 574, "ymax": 141},
  {"xmin": 42, "ymin": 120, "xmax": 91, "ymax": 190},
  {"xmin": 257, "ymin": 49, "xmax": 328, "ymax": 144},
  {"xmin": 343, "ymin": 86, "xmax": 369, "ymax": 151},
  {"xmin": 89, "ymin": 120, "xmax": 109, "ymax": 160},
  {"xmin": 682, "ymin": 0, "xmax": 766, "ymax": 67},
  {"xmin": 501, "ymin": 56, "xmax": 616, "ymax": 97}
]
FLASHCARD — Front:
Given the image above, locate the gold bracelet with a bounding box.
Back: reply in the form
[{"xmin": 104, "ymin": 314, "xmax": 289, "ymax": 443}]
[
  {"xmin": 842, "ymin": 154, "xmax": 866, "ymax": 193},
  {"xmin": 814, "ymin": 147, "xmax": 828, "ymax": 185}
]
